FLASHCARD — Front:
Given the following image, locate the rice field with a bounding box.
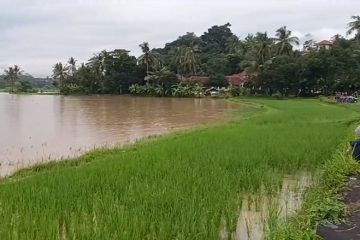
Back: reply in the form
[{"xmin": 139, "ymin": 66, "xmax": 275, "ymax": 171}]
[{"xmin": 0, "ymin": 99, "xmax": 359, "ymax": 239}]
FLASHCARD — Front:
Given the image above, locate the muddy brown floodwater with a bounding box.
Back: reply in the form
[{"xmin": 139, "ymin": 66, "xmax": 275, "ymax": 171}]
[{"xmin": 0, "ymin": 93, "xmax": 240, "ymax": 177}]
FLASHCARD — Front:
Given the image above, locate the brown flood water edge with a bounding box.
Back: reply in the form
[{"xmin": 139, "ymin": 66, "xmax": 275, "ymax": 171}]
[{"xmin": 0, "ymin": 93, "xmax": 242, "ymax": 178}]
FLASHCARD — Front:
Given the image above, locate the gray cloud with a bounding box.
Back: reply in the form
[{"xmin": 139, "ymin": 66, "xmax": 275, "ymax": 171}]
[{"xmin": 0, "ymin": 0, "xmax": 359, "ymax": 77}]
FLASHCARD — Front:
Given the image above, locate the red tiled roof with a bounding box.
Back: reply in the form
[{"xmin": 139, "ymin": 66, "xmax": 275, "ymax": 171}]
[
  {"xmin": 226, "ymin": 72, "xmax": 255, "ymax": 86},
  {"xmin": 317, "ymin": 40, "xmax": 333, "ymax": 46},
  {"xmin": 187, "ymin": 72, "xmax": 256, "ymax": 86}
]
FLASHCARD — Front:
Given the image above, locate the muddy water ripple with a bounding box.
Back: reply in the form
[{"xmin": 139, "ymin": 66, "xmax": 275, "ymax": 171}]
[{"xmin": 0, "ymin": 94, "xmax": 239, "ymax": 177}]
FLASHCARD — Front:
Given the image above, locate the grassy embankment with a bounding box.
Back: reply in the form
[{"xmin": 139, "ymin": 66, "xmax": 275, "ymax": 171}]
[
  {"xmin": 0, "ymin": 99, "xmax": 359, "ymax": 239},
  {"xmin": 267, "ymin": 99, "xmax": 360, "ymax": 239}
]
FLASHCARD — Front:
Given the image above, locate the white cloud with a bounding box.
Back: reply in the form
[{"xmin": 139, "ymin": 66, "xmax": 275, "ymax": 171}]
[{"xmin": 0, "ymin": 0, "xmax": 359, "ymax": 77}]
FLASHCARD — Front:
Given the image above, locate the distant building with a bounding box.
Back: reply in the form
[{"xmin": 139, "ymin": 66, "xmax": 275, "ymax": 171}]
[
  {"xmin": 316, "ymin": 40, "xmax": 334, "ymax": 50},
  {"xmin": 225, "ymin": 72, "xmax": 255, "ymax": 87},
  {"xmin": 185, "ymin": 76, "xmax": 210, "ymax": 85},
  {"xmin": 187, "ymin": 72, "xmax": 255, "ymax": 87}
]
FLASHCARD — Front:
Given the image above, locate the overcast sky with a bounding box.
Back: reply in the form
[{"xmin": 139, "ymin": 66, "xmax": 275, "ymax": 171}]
[{"xmin": 0, "ymin": 0, "xmax": 359, "ymax": 77}]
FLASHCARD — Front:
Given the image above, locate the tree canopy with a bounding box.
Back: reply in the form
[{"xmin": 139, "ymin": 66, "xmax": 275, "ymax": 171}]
[{"xmin": 42, "ymin": 15, "xmax": 360, "ymax": 96}]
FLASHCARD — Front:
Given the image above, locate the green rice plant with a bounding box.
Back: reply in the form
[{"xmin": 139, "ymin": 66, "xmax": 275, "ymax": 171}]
[
  {"xmin": 264, "ymin": 136, "xmax": 360, "ymax": 239},
  {"xmin": 0, "ymin": 99, "xmax": 358, "ymax": 239}
]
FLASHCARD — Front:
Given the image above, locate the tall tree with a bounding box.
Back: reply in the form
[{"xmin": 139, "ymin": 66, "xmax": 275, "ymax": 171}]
[
  {"xmin": 147, "ymin": 67, "xmax": 178, "ymax": 92},
  {"xmin": 255, "ymin": 32, "xmax": 274, "ymax": 68},
  {"xmin": 225, "ymin": 35, "xmax": 243, "ymax": 55},
  {"xmin": 347, "ymin": 16, "xmax": 360, "ymax": 41},
  {"xmin": 162, "ymin": 32, "xmax": 202, "ymax": 52},
  {"xmin": 183, "ymin": 44, "xmax": 200, "ymax": 76},
  {"xmin": 52, "ymin": 62, "xmax": 69, "ymax": 89},
  {"xmin": 68, "ymin": 57, "xmax": 77, "ymax": 77},
  {"xmin": 275, "ymin": 26, "xmax": 299, "ymax": 55},
  {"xmin": 174, "ymin": 46, "xmax": 186, "ymax": 77},
  {"xmin": 4, "ymin": 65, "xmax": 22, "ymax": 92},
  {"xmin": 303, "ymin": 39, "xmax": 316, "ymax": 52},
  {"xmin": 87, "ymin": 50, "xmax": 108, "ymax": 92},
  {"xmin": 102, "ymin": 49, "xmax": 140, "ymax": 93},
  {"xmin": 200, "ymin": 23, "xmax": 235, "ymax": 55},
  {"xmin": 138, "ymin": 42, "xmax": 160, "ymax": 78},
  {"xmin": 173, "ymin": 43, "xmax": 201, "ymax": 77}
]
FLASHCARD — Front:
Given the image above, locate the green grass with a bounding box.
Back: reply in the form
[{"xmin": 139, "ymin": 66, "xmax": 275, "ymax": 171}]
[
  {"xmin": 267, "ymin": 144, "xmax": 360, "ymax": 239},
  {"xmin": 0, "ymin": 99, "xmax": 359, "ymax": 239}
]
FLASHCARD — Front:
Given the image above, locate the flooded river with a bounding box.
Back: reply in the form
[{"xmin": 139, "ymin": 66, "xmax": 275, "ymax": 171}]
[{"xmin": 0, "ymin": 94, "xmax": 239, "ymax": 177}]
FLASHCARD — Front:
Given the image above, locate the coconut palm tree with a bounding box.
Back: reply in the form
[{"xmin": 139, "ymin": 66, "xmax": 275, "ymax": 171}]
[
  {"xmin": 182, "ymin": 44, "xmax": 200, "ymax": 76},
  {"xmin": 255, "ymin": 32, "xmax": 274, "ymax": 67},
  {"xmin": 174, "ymin": 45, "xmax": 200, "ymax": 77},
  {"xmin": 87, "ymin": 50, "xmax": 108, "ymax": 92},
  {"xmin": 347, "ymin": 16, "xmax": 360, "ymax": 41},
  {"xmin": 137, "ymin": 42, "xmax": 160, "ymax": 78},
  {"xmin": 88, "ymin": 51, "xmax": 107, "ymax": 76},
  {"xmin": 4, "ymin": 65, "xmax": 22, "ymax": 93},
  {"xmin": 275, "ymin": 26, "xmax": 299, "ymax": 55},
  {"xmin": 146, "ymin": 67, "xmax": 178, "ymax": 96},
  {"xmin": 226, "ymin": 35, "xmax": 243, "ymax": 55},
  {"xmin": 68, "ymin": 57, "xmax": 77, "ymax": 76},
  {"xmin": 52, "ymin": 62, "xmax": 69, "ymax": 88},
  {"xmin": 174, "ymin": 46, "xmax": 186, "ymax": 79}
]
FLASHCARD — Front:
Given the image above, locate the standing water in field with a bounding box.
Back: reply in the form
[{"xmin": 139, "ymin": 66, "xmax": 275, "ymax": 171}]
[
  {"xmin": 220, "ymin": 172, "xmax": 313, "ymax": 240},
  {"xmin": 0, "ymin": 94, "xmax": 239, "ymax": 177}
]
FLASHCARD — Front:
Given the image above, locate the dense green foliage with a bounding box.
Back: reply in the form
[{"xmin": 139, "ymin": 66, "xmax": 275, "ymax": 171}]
[
  {"xmin": 129, "ymin": 82, "xmax": 201, "ymax": 97},
  {"xmin": 256, "ymin": 40, "xmax": 360, "ymax": 96},
  {"xmin": 0, "ymin": 68, "xmax": 54, "ymax": 93},
  {"xmin": 3, "ymin": 65, "xmax": 22, "ymax": 93},
  {"xmin": 0, "ymin": 66, "xmax": 39, "ymax": 93},
  {"xmin": 0, "ymin": 99, "xmax": 358, "ymax": 239},
  {"xmin": 47, "ymin": 15, "xmax": 360, "ymax": 96},
  {"xmin": 52, "ymin": 50, "xmax": 145, "ymax": 95}
]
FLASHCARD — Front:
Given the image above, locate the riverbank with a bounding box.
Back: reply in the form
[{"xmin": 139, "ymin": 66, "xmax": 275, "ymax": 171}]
[
  {"xmin": 0, "ymin": 91, "xmax": 60, "ymax": 95},
  {"xmin": 0, "ymin": 95, "xmax": 239, "ymax": 178},
  {"xmin": 0, "ymin": 98, "xmax": 359, "ymax": 239}
]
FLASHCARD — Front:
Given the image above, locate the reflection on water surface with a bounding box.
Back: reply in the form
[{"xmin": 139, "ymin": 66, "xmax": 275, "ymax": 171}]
[{"xmin": 0, "ymin": 94, "xmax": 238, "ymax": 177}]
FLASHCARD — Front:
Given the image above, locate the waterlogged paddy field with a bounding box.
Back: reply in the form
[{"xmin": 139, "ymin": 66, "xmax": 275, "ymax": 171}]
[{"xmin": 0, "ymin": 99, "xmax": 359, "ymax": 239}]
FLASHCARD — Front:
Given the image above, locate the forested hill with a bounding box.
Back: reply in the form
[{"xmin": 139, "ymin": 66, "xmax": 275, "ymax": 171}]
[
  {"xmin": 0, "ymin": 74, "xmax": 54, "ymax": 89},
  {"xmin": 50, "ymin": 17, "xmax": 360, "ymax": 96},
  {"xmin": 4, "ymin": 16, "xmax": 360, "ymax": 96}
]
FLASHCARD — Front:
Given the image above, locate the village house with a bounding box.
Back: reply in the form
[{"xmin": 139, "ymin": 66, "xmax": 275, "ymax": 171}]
[
  {"xmin": 302, "ymin": 40, "xmax": 334, "ymax": 56},
  {"xmin": 225, "ymin": 72, "xmax": 255, "ymax": 87},
  {"xmin": 186, "ymin": 72, "xmax": 255, "ymax": 87},
  {"xmin": 316, "ymin": 40, "xmax": 333, "ymax": 50}
]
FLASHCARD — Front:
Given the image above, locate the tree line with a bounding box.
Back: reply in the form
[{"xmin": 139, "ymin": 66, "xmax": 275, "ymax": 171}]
[
  {"xmin": 4, "ymin": 15, "xmax": 360, "ymax": 96},
  {"xmin": 0, "ymin": 66, "xmax": 53, "ymax": 93}
]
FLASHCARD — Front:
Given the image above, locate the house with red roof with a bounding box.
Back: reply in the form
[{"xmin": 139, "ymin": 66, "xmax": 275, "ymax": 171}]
[
  {"xmin": 186, "ymin": 72, "xmax": 255, "ymax": 87},
  {"xmin": 316, "ymin": 40, "xmax": 334, "ymax": 50},
  {"xmin": 225, "ymin": 72, "xmax": 255, "ymax": 87}
]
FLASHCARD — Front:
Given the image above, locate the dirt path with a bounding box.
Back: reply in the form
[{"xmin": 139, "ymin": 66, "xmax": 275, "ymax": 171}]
[{"xmin": 317, "ymin": 176, "xmax": 360, "ymax": 240}]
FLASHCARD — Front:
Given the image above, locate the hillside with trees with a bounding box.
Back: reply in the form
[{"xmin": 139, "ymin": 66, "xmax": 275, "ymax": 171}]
[
  {"xmin": 12, "ymin": 15, "xmax": 358, "ymax": 97},
  {"xmin": 0, "ymin": 66, "xmax": 54, "ymax": 93}
]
